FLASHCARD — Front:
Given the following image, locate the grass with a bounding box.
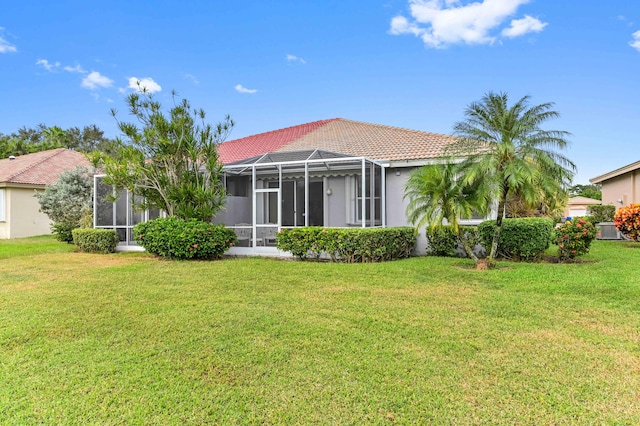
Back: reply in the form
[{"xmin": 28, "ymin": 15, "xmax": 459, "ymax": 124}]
[{"xmin": 1, "ymin": 236, "xmax": 640, "ymax": 424}]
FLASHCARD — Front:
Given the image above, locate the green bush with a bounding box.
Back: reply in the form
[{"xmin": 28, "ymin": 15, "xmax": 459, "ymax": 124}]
[
  {"xmin": 552, "ymin": 217, "xmax": 597, "ymax": 260},
  {"xmin": 425, "ymin": 226, "xmax": 458, "ymax": 257},
  {"xmin": 52, "ymin": 222, "xmax": 77, "ymax": 243},
  {"xmin": 587, "ymin": 204, "xmax": 615, "ymax": 223},
  {"xmin": 424, "ymin": 226, "xmax": 482, "ymax": 258},
  {"xmin": 72, "ymin": 228, "xmax": 119, "ymax": 253},
  {"xmin": 276, "ymin": 227, "xmax": 417, "ymax": 263},
  {"xmin": 133, "ymin": 217, "xmax": 237, "ymax": 260},
  {"xmin": 478, "ymin": 217, "xmax": 554, "ymax": 261}
]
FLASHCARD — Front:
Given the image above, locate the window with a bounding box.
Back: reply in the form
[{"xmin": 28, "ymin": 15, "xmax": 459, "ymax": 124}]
[{"xmin": 0, "ymin": 189, "xmax": 5, "ymax": 222}]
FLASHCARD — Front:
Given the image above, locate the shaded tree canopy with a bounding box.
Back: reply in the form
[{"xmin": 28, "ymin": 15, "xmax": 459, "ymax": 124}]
[
  {"xmin": 569, "ymin": 184, "xmax": 601, "ymax": 200},
  {"xmin": 0, "ymin": 124, "xmax": 117, "ymax": 158}
]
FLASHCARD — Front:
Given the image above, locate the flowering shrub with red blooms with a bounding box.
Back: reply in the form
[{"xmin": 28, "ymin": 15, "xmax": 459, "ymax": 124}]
[
  {"xmin": 552, "ymin": 218, "xmax": 597, "ymax": 261},
  {"xmin": 614, "ymin": 204, "xmax": 640, "ymax": 242}
]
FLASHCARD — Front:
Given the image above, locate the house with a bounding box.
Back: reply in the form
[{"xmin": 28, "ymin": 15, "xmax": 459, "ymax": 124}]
[
  {"xmin": 564, "ymin": 196, "xmax": 601, "ymax": 218},
  {"xmin": 0, "ymin": 148, "xmax": 91, "ymax": 239},
  {"xmin": 590, "ymin": 159, "xmax": 640, "ymax": 209},
  {"xmin": 94, "ymin": 118, "xmax": 492, "ymax": 254}
]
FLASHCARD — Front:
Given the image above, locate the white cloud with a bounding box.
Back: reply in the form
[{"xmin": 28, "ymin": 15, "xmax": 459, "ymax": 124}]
[
  {"xmin": 63, "ymin": 64, "xmax": 85, "ymax": 73},
  {"xmin": 128, "ymin": 77, "xmax": 162, "ymax": 93},
  {"xmin": 36, "ymin": 59, "xmax": 60, "ymax": 71},
  {"xmin": 81, "ymin": 71, "xmax": 114, "ymax": 90},
  {"xmin": 185, "ymin": 73, "xmax": 199, "ymax": 84},
  {"xmin": 0, "ymin": 28, "xmax": 17, "ymax": 53},
  {"xmin": 631, "ymin": 30, "xmax": 640, "ymax": 52},
  {"xmin": 389, "ymin": 0, "xmax": 547, "ymax": 48},
  {"xmin": 286, "ymin": 54, "xmax": 307, "ymax": 64},
  {"xmin": 37, "ymin": 59, "xmax": 86, "ymax": 73},
  {"xmin": 234, "ymin": 84, "xmax": 257, "ymax": 94},
  {"xmin": 502, "ymin": 14, "xmax": 547, "ymax": 37},
  {"xmin": 0, "ymin": 37, "xmax": 17, "ymax": 53}
]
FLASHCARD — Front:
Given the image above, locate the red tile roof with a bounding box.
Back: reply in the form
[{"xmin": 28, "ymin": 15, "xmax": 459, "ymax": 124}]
[
  {"xmin": 0, "ymin": 148, "xmax": 91, "ymax": 186},
  {"xmin": 218, "ymin": 119, "xmax": 339, "ymax": 164},
  {"xmin": 218, "ymin": 118, "xmax": 457, "ymax": 164}
]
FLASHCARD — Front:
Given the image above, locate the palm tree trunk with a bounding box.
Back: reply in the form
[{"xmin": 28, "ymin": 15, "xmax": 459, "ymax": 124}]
[
  {"xmin": 489, "ymin": 188, "xmax": 508, "ymax": 264},
  {"xmin": 459, "ymin": 231, "xmax": 479, "ymax": 263}
]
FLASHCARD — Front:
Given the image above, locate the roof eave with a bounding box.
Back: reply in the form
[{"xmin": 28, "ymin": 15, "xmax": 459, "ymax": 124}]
[{"xmin": 590, "ymin": 160, "xmax": 640, "ymax": 184}]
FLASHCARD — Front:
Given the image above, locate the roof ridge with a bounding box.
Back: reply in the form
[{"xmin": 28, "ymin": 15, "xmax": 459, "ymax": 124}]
[
  {"xmin": 4, "ymin": 148, "xmax": 68, "ymax": 182},
  {"xmin": 333, "ymin": 118, "xmax": 455, "ymax": 138},
  {"xmin": 224, "ymin": 118, "xmax": 339, "ymax": 144}
]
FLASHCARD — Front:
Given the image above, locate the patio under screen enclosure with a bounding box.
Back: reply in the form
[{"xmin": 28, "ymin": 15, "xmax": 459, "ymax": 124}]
[{"xmin": 94, "ymin": 150, "xmax": 388, "ymax": 255}]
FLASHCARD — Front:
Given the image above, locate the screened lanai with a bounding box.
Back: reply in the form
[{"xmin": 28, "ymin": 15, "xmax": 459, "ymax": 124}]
[
  {"xmin": 218, "ymin": 149, "xmax": 387, "ymax": 255},
  {"xmin": 93, "ymin": 149, "xmax": 387, "ymax": 254}
]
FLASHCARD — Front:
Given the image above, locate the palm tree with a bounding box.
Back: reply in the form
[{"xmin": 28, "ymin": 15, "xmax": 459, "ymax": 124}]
[
  {"xmin": 451, "ymin": 92, "xmax": 575, "ymax": 264},
  {"xmin": 404, "ymin": 161, "xmax": 489, "ymax": 265}
]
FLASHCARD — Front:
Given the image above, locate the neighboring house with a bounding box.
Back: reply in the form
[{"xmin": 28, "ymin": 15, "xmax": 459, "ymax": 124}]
[
  {"xmin": 564, "ymin": 196, "xmax": 601, "ymax": 218},
  {"xmin": 0, "ymin": 148, "xmax": 90, "ymax": 239},
  {"xmin": 590, "ymin": 159, "xmax": 640, "ymax": 209},
  {"xmin": 94, "ymin": 118, "xmax": 493, "ymax": 254}
]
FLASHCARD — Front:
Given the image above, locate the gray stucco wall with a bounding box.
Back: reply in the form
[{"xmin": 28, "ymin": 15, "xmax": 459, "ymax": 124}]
[
  {"xmin": 325, "ymin": 176, "xmax": 346, "ymax": 227},
  {"xmin": 385, "ymin": 167, "xmax": 428, "ymax": 255}
]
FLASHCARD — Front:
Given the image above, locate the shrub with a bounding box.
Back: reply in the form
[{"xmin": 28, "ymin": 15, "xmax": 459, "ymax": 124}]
[
  {"xmin": 614, "ymin": 204, "xmax": 640, "ymax": 242},
  {"xmin": 478, "ymin": 217, "xmax": 554, "ymax": 261},
  {"xmin": 52, "ymin": 222, "xmax": 77, "ymax": 243},
  {"xmin": 587, "ymin": 205, "xmax": 616, "ymax": 223},
  {"xmin": 552, "ymin": 217, "xmax": 597, "ymax": 260},
  {"xmin": 134, "ymin": 217, "xmax": 237, "ymax": 260},
  {"xmin": 72, "ymin": 228, "xmax": 119, "ymax": 254},
  {"xmin": 425, "ymin": 226, "xmax": 458, "ymax": 257},
  {"xmin": 276, "ymin": 227, "xmax": 417, "ymax": 263},
  {"xmin": 35, "ymin": 166, "xmax": 94, "ymax": 243},
  {"xmin": 274, "ymin": 227, "xmax": 323, "ymax": 260}
]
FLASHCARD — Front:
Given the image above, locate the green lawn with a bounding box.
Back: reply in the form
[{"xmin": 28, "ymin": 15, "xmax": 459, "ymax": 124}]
[{"xmin": 1, "ymin": 237, "xmax": 639, "ymax": 424}]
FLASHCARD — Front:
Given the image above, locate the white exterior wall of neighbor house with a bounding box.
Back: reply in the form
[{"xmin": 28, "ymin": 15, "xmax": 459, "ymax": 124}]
[
  {"xmin": 0, "ymin": 186, "xmax": 51, "ymax": 239},
  {"xmin": 0, "ymin": 188, "xmax": 7, "ymax": 239}
]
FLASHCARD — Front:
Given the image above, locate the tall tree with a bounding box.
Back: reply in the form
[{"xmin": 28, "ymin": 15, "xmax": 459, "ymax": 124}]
[
  {"xmin": 451, "ymin": 92, "xmax": 575, "ymax": 265},
  {"xmin": 92, "ymin": 88, "xmax": 233, "ymax": 222},
  {"xmin": 569, "ymin": 184, "xmax": 601, "ymax": 200},
  {"xmin": 404, "ymin": 161, "xmax": 489, "ymax": 265}
]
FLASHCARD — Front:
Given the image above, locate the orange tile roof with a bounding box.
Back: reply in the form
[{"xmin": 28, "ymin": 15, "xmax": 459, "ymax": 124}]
[
  {"xmin": 218, "ymin": 118, "xmax": 456, "ymax": 164},
  {"xmin": 0, "ymin": 148, "xmax": 91, "ymax": 186},
  {"xmin": 218, "ymin": 118, "xmax": 339, "ymax": 163}
]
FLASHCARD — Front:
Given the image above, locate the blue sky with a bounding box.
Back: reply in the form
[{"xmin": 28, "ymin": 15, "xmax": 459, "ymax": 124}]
[{"xmin": 1, "ymin": 0, "xmax": 638, "ymax": 184}]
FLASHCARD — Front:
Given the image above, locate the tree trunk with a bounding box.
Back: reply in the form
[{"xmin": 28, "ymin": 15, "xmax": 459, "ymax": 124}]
[
  {"xmin": 459, "ymin": 231, "xmax": 479, "ymax": 264},
  {"xmin": 489, "ymin": 188, "xmax": 509, "ymax": 265}
]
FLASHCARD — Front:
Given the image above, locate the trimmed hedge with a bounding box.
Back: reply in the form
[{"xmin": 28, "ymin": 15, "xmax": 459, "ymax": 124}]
[
  {"xmin": 52, "ymin": 222, "xmax": 76, "ymax": 243},
  {"xmin": 425, "ymin": 226, "xmax": 458, "ymax": 257},
  {"xmin": 134, "ymin": 217, "xmax": 237, "ymax": 260},
  {"xmin": 425, "ymin": 226, "xmax": 482, "ymax": 258},
  {"xmin": 72, "ymin": 228, "xmax": 119, "ymax": 254},
  {"xmin": 478, "ymin": 217, "xmax": 554, "ymax": 261},
  {"xmin": 276, "ymin": 227, "xmax": 417, "ymax": 263}
]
